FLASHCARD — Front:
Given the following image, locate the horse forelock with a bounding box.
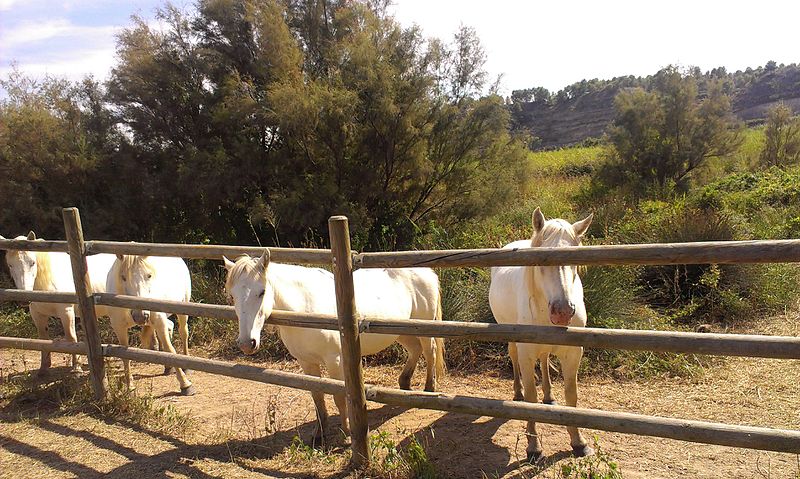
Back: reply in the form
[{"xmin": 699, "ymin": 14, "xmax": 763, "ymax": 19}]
[
  {"xmin": 225, "ymin": 255, "xmax": 264, "ymax": 292},
  {"xmin": 117, "ymin": 255, "xmax": 156, "ymax": 283},
  {"xmin": 532, "ymin": 219, "xmax": 580, "ymax": 248}
]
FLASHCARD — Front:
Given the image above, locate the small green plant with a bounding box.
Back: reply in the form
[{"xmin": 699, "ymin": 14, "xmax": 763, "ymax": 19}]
[
  {"xmin": 287, "ymin": 435, "xmax": 337, "ymax": 463},
  {"xmin": 558, "ymin": 440, "xmax": 622, "ymax": 479},
  {"xmin": 368, "ymin": 429, "xmax": 438, "ymax": 478}
]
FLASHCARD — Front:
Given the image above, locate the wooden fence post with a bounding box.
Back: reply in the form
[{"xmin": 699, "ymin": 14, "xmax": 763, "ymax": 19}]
[
  {"xmin": 62, "ymin": 207, "xmax": 107, "ymax": 400},
  {"xmin": 328, "ymin": 216, "xmax": 370, "ymax": 467}
]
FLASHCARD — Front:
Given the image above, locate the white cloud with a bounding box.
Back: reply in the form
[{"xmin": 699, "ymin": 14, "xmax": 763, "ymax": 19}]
[
  {"xmin": 0, "ymin": 46, "xmax": 117, "ymax": 82},
  {"xmin": 0, "ymin": 18, "xmax": 121, "ymax": 49},
  {"xmin": 0, "ymin": 0, "xmax": 26, "ymax": 11}
]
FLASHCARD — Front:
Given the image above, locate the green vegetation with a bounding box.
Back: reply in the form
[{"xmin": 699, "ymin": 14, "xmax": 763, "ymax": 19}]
[
  {"xmin": 760, "ymin": 103, "xmax": 800, "ymax": 168},
  {"xmin": 557, "ymin": 440, "xmax": 623, "ymax": 479}
]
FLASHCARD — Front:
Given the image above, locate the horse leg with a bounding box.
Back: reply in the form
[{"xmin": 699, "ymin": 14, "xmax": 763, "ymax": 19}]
[
  {"xmin": 110, "ymin": 315, "xmax": 134, "ymax": 391},
  {"xmin": 326, "ymin": 358, "xmax": 350, "ymax": 437},
  {"xmin": 420, "ymin": 337, "xmax": 438, "ymax": 392},
  {"xmin": 518, "ymin": 343, "xmax": 543, "ymax": 462},
  {"xmin": 32, "ymin": 309, "xmax": 51, "ymax": 376},
  {"xmin": 540, "ymin": 353, "xmax": 555, "ymax": 405},
  {"xmin": 140, "ymin": 324, "xmax": 155, "ymax": 350},
  {"xmin": 176, "ymin": 314, "xmax": 189, "ymax": 356},
  {"xmin": 299, "ymin": 360, "xmax": 329, "ymax": 441},
  {"xmin": 396, "ymin": 335, "xmax": 422, "ymax": 390},
  {"xmin": 153, "ymin": 313, "xmax": 194, "ymax": 396},
  {"xmin": 509, "ymin": 342, "xmax": 524, "ymax": 401},
  {"xmin": 60, "ymin": 307, "xmax": 82, "ymax": 373},
  {"xmin": 557, "ymin": 347, "xmax": 593, "ymax": 457}
]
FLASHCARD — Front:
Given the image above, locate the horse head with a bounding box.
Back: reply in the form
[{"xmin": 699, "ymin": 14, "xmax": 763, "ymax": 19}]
[
  {"xmin": 115, "ymin": 254, "xmax": 158, "ymax": 325},
  {"xmin": 223, "ymin": 251, "xmax": 273, "ymax": 355},
  {"xmin": 5, "ymin": 231, "xmax": 41, "ymax": 291},
  {"xmin": 530, "ymin": 207, "xmax": 593, "ymax": 326}
]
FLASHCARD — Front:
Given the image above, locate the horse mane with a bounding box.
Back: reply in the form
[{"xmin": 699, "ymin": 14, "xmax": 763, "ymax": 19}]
[
  {"xmin": 532, "ymin": 219, "xmax": 580, "ymax": 248},
  {"xmin": 33, "ymin": 252, "xmax": 54, "ymax": 291},
  {"xmin": 117, "ymin": 255, "xmax": 157, "ymax": 283}
]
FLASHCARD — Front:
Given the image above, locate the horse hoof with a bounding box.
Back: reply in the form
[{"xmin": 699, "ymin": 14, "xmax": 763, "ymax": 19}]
[
  {"xmin": 398, "ymin": 382, "xmax": 411, "ymax": 391},
  {"xmin": 36, "ymin": 368, "xmax": 49, "ymax": 378},
  {"xmin": 180, "ymin": 385, "xmax": 196, "ymax": 396},
  {"xmin": 513, "ymin": 394, "xmax": 524, "ymax": 401},
  {"xmin": 424, "ymin": 383, "xmax": 436, "ymax": 392},
  {"xmin": 163, "ymin": 366, "xmax": 175, "ymax": 376},
  {"xmin": 572, "ymin": 445, "xmax": 595, "ymax": 457},
  {"xmin": 543, "ymin": 399, "xmax": 557, "ymax": 405},
  {"xmin": 526, "ymin": 449, "xmax": 544, "ymax": 463}
]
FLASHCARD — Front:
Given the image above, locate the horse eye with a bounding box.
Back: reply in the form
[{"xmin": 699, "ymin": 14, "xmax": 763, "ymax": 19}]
[
  {"xmin": 258, "ymin": 290, "xmax": 265, "ymax": 298},
  {"xmin": 121, "ymin": 275, "xmax": 127, "ymax": 282},
  {"xmin": 146, "ymin": 274, "xmax": 152, "ymax": 280}
]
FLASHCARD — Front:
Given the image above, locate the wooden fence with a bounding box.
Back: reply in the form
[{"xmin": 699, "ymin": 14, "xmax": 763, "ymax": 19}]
[{"xmin": 1, "ymin": 208, "xmax": 800, "ymax": 468}]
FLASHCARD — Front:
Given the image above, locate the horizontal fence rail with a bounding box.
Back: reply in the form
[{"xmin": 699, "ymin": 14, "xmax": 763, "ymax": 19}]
[
  {"xmin": 103, "ymin": 346, "xmax": 345, "ymax": 396},
  {"xmin": 355, "ymin": 239, "xmax": 800, "ymax": 268},
  {"xmin": 3, "ymin": 337, "xmax": 797, "ymax": 454},
  {"xmin": 0, "ymin": 239, "xmax": 69, "ymax": 252},
  {"xmin": 358, "ymin": 318, "xmax": 800, "ymax": 360},
  {"xmin": 0, "ymin": 288, "xmax": 77, "ymax": 304},
  {"xmin": 92, "ymin": 294, "xmax": 800, "ymax": 359},
  {"xmin": 85, "ymin": 240, "xmax": 332, "ymax": 264},
  {"xmin": 366, "ymin": 387, "xmax": 800, "ymax": 454},
  {"xmin": 0, "ymin": 336, "xmax": 87, "ymax": 355}
]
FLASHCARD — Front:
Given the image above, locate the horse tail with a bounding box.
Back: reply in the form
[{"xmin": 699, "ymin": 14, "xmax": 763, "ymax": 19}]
[{"xmin": 434, "ymin": 285, "xmax": 446, "ymax": 378}]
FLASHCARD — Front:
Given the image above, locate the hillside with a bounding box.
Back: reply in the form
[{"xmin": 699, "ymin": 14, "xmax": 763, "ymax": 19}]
[{"xmin": 513, "ymin": 63, "xmax": 800, "ymax": 148}]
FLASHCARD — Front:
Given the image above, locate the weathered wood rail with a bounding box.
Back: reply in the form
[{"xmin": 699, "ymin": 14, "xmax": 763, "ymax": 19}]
[
  {"xmin": 1, "ymin": 208, "xmax": 799, "ymax": 467},
  {"xmin": 4, "ymin": 336, "xmax": 800, "ymax": 454}
]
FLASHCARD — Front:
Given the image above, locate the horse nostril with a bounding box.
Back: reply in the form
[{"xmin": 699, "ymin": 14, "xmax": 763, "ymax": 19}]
[{"xmin": 251, "ymin": 339, "xmax": 257, "ymax": 350}]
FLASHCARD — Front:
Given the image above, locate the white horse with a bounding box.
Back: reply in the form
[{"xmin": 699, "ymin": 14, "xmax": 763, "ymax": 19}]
[
  {"xmin": 2, "ymin": 232, "xmax": 115, "ymax": 375},
  {"xmin": 108, "ymin": 254, "xmax": 194, "ymax": 395},
  {"xmin": 488, "ymin": 207, "xmax": 594, "ymax": 461},
  {"xmin": 223, "ymin": 252, "xmax": 445, "ymax": 438}
]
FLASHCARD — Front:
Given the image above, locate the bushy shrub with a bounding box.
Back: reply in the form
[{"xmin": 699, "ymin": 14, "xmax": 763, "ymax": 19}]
[{"xmin": 611, "ymin": 199, "xmax": 800, "ymax": 325}]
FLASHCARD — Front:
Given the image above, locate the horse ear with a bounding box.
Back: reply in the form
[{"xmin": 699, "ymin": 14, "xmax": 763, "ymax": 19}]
[
  {"xmin": 532, "ymin": 207, "xmax": 545, "ymax": 233},
  {"xmin": 255, "ymin": 251, "xmax": 270, "ymax": 274},
  {"xmin": 116, "ymin": 254, "xmax": 124, "ymax": 261},
  {"xmin": 27, "ymin": 231, "xmax": 36, "ymax": 240},
  {"xmin": 222, "ymin": 256, "xmax": 235, "ymax": 271},
  {"xmin": 572, "ymin": 213, "xmax": 594, "ymax": 238}
]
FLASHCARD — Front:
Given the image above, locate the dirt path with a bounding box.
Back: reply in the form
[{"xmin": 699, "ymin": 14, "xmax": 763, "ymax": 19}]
[{"xmin": 2, "ymin": 316, "xmax": 800, "ymax": 478}]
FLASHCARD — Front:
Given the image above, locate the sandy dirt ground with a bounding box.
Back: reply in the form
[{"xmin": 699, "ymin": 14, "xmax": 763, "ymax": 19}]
[{"xmin": 1, "ymin": 316, "xmax": 799, "ymax": 478}]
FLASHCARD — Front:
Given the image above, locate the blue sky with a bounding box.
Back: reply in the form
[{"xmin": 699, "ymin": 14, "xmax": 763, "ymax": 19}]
[
  {"xmin": 0, "ymin": 0, "xmax": 168, "ymax": 82},
  {"xmin": 2, "ymin": 0, "xmax": 799, "ymax": 95}
]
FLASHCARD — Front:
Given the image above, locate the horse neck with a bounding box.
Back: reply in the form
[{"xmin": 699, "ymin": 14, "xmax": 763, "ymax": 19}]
[{"xmin": 265, "ymin": 263, "xmax": 300, "ymax": 312}]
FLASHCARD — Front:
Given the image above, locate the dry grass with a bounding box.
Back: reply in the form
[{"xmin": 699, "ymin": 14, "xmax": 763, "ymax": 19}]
[{"xmin": 2, "ymin": 311, "xmax": 800, "ymax": 478}]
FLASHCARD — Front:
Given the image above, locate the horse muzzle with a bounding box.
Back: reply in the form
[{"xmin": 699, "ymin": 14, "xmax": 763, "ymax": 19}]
[
  {"xmin": 549, "ymin": 300, "xmax": 575, "ymax": 327},
  {"xmin": 238, "ymin": 338, "xmax": 259, "ymax": 355}
]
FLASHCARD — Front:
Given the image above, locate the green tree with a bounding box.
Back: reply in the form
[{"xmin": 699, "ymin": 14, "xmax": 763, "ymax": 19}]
[
  {"xmin": 102, "ymin": 0, "xmax": 531, "ymax": 249},
  {"xmin": 760, "ymin": 103, "xmax": 800, "ymax": 168},
  {"xmin": 0, "ymin": 70, "xmax": 104, "ymax": 237},
  {"xmin": 597, "ymin": 66, "xmax": 741, "ymax": 196}
]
